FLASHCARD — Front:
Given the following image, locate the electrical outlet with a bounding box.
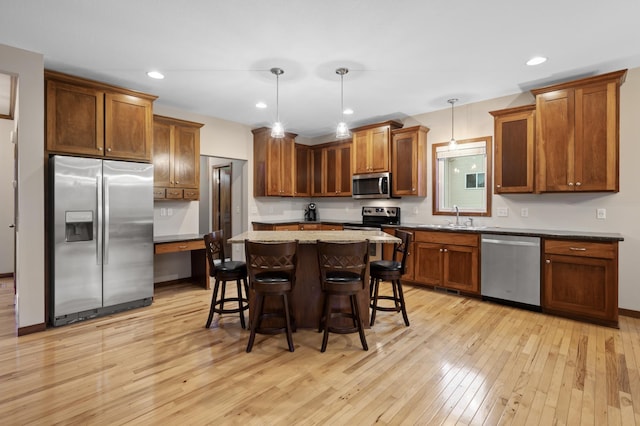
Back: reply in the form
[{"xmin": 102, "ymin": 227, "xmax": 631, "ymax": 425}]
[
  {"xmin": 597, "ymin": 208, "xmax": 606, "ymax": 219},
  {"xmin": 497, "ymin": 207, "xmax": 509, "ymax": 217},
  {"xmin": 167, "ymin": 208, "xmax": 173, "ymax": 217},
  {"xmin": 413, "ymin": 207, "xmax": 419, "ymax": 215},
  {"xmin": 160, "ymin": 208, "xmax": 166, "ymax": 217},
  {"xmin": 520, "ymin": 208, "xmax": 528, "ymax": 217}
]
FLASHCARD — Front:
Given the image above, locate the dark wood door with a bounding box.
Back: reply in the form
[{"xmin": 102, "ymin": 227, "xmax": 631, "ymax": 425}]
[
  {"xmin": 105, "ymin": 93, "xmax": 152, "ymax": 161},
  {"xmin": 294, "ymin": 144, "xmax": 310, "ymax": 196},
  {"xmin": 492, "ymin": 106, "xmax": 535, "ymax": 193},
  {"xmin": 392, "ymin": 131, "xmax": 416, "ymax": 195},
  {"xmin": 152, "ymin": 120, "xmax": 172, "ymax": 187},
  {"xmin": 311, "ymin": 147, "xmax": 324, "ymax": 196}
]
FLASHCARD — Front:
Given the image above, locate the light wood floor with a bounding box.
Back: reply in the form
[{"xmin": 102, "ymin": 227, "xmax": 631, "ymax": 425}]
[{"xmin": 1, "ymin": 277, "xmax": 640, "ymax": 425}]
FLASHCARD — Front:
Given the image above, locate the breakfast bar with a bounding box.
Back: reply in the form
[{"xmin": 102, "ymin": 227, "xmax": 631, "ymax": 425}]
[{"xmin": 228, "ymin": 230, "xmax": 401, "ymax": 328}]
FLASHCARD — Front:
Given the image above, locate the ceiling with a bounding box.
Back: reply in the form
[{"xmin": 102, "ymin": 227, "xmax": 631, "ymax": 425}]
[{"xmin": 2, "ymin": 0, "xmax": 640, "ymax": 138}]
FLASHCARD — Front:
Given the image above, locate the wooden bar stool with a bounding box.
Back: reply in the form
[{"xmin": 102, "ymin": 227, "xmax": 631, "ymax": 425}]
[
  {"xmin": 244, "ymin": 240, "xmax": 298, "ymax": 353},
  {"xmin": 369, "ymin": 229, "xmax": 412, "ymax": 326},
  {"xmin": 203, "ymin": 230, "xmax": 249, "ymax": 329},
  {"xmin": 317, "ymin": 240, "xmax": 369, "ymax": 352}
]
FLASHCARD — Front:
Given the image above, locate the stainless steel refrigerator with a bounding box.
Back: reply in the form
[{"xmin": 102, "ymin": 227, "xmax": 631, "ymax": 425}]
[{"xmin": 50, "ymin": 155, "xmax": 154, "ymax": 326}]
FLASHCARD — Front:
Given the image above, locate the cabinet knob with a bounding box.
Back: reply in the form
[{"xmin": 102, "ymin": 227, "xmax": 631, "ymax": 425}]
[
  {"xmin": 176, "ymin": 181, "xmax": 180, "ymax": 184},
  {"xmin": 107, "ymin": 148, "xmax": 112, "ymax": 152},
  {"xmin": 576, "ymin": 182, "xmax": 582, "ymax": 186},
  {"xmin": 412, "ymin": 188, "xmax": 415, "ymax": 192},
  {"xmin": 444, "ymin": 248, "xmax": 448, "ymax": 252},
  {"xmin": 496, "ymin": 184, "xmax": 501, "ymax": 188},
  {"xmin": 98, "ymin": 147, "xmax": 103, "ymax": 151},
  {"xmin": 546, "ymin": 259, "xmax": 551, "ymax": 264},
  {"xmin": 568, "ymin": 182, "xmax": 574, "ymax": 186}
]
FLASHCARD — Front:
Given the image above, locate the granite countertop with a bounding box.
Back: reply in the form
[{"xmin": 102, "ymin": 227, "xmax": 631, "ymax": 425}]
[
  {"xmin": 385, "ymin": 223, "xmax": 624, "ymax": 242},
  {"xmin": 228, "ymin": 230, "xmax": 401, "ymax": 244},
  {"xmin": 153, "ymin": 234, "xmax": 203, "ymax": 244}
]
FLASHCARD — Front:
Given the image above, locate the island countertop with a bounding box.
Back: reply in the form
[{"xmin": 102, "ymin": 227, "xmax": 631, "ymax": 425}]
[{"xmin": 228, "ymin": 230, "xmax": 401, "ymax": 244}]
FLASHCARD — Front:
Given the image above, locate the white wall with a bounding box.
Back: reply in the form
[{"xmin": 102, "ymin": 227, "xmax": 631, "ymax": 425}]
[
  {"xmin": 0, "ymin": 43, "xmax": 44, "ymax": 329},
  {"xmin": 254, "ymin": 67, "xmax": 640, "ymax": 312},
  {"xmin": 0, "ymin": 118, "xmax": 15, "ymax": 274}
]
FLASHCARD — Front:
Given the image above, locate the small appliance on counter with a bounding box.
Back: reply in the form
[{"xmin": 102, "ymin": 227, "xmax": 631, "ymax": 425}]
[{"xmin": 304, "ymin": 202, "xmax": 317, "ymax": 221}]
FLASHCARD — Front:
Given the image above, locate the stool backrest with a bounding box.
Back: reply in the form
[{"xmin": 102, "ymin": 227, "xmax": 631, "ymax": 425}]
[
  {"xmin": 204, "ymin": 230, "xmax": 226, "ymax": 274},
  {"xmin": 317, "ymin": 240, "xmax": 370, "ymax": 288},
  {"xmin": 393, "ymin": 230, "xmax": 413, "ymax": 275},
  {"xmin": 244, "ymin": 240, "xmax": 298, "ymax": 285}
]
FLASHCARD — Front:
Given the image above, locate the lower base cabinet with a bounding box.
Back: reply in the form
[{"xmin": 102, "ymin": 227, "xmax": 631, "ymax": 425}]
[
  {"xmin": 542, "ymin": 239, "xmax": 618, "ymax": 326},
  {"xmin": 412, "ymin": 231, "xmax": 479, "ymax": 295}
]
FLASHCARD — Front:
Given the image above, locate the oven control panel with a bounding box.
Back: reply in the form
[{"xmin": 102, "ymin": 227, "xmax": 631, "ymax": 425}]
[{"xmin": 362, "ymin": 206, "xmax": 400, "ymax": 218}]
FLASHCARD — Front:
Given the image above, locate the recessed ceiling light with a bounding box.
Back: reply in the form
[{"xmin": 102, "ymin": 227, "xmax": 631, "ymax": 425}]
[
  {"xmin": 526, "ymin": 56, "xmax": 547, "ymax": 66},
  {"xmin": 146, "ymin": 71, "xmax": 165, "ymax": 79},
  {"xmin": 256, "ymin": 102, "xmax": 267, "ymax": 109},
  {"xmin": 343, "ymin": 108, "xmax": 354, "ymax": 115}
]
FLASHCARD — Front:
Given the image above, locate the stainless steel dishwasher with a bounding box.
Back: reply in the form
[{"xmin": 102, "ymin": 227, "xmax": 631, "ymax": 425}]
[{"xmin": 481, "ymin": 234, "xmax": 541, "ymax": 309}]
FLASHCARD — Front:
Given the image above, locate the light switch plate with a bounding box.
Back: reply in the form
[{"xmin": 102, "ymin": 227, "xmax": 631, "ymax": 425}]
[
  {"xmin": 520, "ymin": 208, "xmax": 528, "ymax": 217},
  {"xmin": 497, "ymin": 207, "xmax": 509, "ymax": 217},
  {"xmin": 597, "ymin": 208, "xmax": 606, "ymax": 219}
]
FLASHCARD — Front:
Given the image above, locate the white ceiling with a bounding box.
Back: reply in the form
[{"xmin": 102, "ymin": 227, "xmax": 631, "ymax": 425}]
[{"xmin": 2, "ymin": 0, "xmax": 640, "ymax": 138}]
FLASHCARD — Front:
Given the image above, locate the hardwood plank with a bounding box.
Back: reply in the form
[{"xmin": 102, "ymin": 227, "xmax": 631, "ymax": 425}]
[{"xmin": 2, "ymin": 277, "xmax": 640, "ymax": 425}]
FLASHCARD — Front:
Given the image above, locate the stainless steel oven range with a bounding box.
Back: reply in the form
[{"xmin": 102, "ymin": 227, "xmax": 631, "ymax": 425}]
[{"xmin": 343, "ymin": 207, "xmax": 401, "ymax": 260}]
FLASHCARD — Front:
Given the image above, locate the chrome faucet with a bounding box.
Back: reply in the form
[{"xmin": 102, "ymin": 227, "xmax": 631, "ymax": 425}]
[{"xmin": 453, "ymin": 205, "xmax": 460, "ymax": 226}]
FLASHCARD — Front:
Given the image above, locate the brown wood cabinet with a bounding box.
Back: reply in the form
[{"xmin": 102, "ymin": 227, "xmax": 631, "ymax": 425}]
[
  {"xmin": 311, "ymin": 141, "xmax": 352, "ymax": 197},
  {"xmin": 490, "ymin": 105, "xmax": 535, "ymax": 193},
  {"xmin": 45, "ymin": 70, "xmax": 156, "ymax": 162},
  {"xmin": 413, "ymin": 231, "xmax": 479, "ymax": 295},
  {"xmin": 152, "ymin": 115, "xmax": 202, "ymax": 201},
  {"xmin": 252, "ymin": 127, "xmax": 296, "ymax": 197},
  {"xmin": 252, "ymin": 222, "xmax": 344, "ymax": 231},
  {"xmin": 532, "ymin": 70, "xmax": 626, "ymax": 193},
  {"xmin": 295, "ymin": 144, "xmax": 311, "ymax": 197},
  {"xmin": 542, "ymin": 239, "xmax": 618, "ymax": 327},
  {"xmin": 391, "ymin": 126, "xmax": 428, "ymax": 196},
  {"xmin": 352, "ymin": 120, "xmax": 402, "ymax": 174}
]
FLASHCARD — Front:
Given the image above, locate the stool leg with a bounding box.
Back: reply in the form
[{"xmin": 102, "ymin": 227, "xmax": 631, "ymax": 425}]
[
  {"xmin": 352, "ymin": 294, "xmax": 368, "ymax": 351},
  {"xmin": 392, "ymin": 282, "xmax": 400, "ymax": 311},
  {"xmin": 242, "ymin": 277, "xmax": 250, "ymax": 329},
  {"xmin": 321, "ymin": 293, "xmax": 332, "ymax": 352},
  {"xmin": 282, "ymin": 293, "xmax": 295, "ymax": 352},
  {"xmin": 220, "ymin": 281, "xmax": 227, "ymax": 311},
  {"xmin": 370, "ymin": 277, "xmax": 380, "ymax": 326},
  {"xmin": 236, "ymin": 279, "xmax": 246, "ymax": 329},
  {"xmin": 318, "ymin": 294, "xmax": 327, "ymax": 333},
  {"xmin": 246, "ymin": 292, "xmax": 263, "ymax": 353},
  {"xmin": 206, "ymin": 278, "xmax": 221, "ymax": 328},
  {"xmin": 395, "ymin": 279, "xmax": 410, "ymax": 326}
]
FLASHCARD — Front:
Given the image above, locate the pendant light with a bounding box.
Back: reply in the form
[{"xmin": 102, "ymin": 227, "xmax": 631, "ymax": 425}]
[
  {"xmin": 270, "ymin": 67, "xmax": 285, "ymax": 138},
  {"xmin": 335, "ymin": 67, "xmax": 351, "ymax": 140},
  {"xmin": 448, "ymin": 98, "xmax": 458, "ymax": 150}
]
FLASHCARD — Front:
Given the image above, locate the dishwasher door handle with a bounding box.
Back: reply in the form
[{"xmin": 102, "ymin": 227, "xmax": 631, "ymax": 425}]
[{"xmin": 481, "ymin": 238, "xmax": 540, "ymax": 247}]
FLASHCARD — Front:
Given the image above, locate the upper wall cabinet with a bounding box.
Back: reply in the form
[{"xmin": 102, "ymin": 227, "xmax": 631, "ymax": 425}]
[
  {"xmin": 153, "ymin": 115, "xmax": 203, "ymax": 201},
  {"xmin": 45, "ymin": 70, "xmax": 157, "ymax": 162},
  {"xmin": 489, "ymin": 105, "xmax": 535, "ymax": 194},
  {"xmin": 391, "ymin": 125, "xmax": 429, "ymax": 197},
  {"xmin": 311, "ymin": 141, "xmax": 352, "ymax": 197},
  {"xmin": 295, "ymin": 143, "xmax": 311, "ymax": 197},
  {"xmin": 532, "ymin": 69, "xmax": 627, "ymax": 193},
  {"xmin": 352, "ymin": 120, "xmax": 402, "ymax": 174},
  {"xmin": 252, "ymin": 127, "xmax": 296, "ymax": 197}
]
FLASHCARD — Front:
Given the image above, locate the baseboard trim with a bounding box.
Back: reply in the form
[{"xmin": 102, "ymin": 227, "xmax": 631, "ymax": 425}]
[
  {"xmin": 0, "ymin": 273, "xmax": 14, "ymax": 278},
  {"xmin": 620, "ymin": 308, "xmax": 640, "ymax": 319},
  {"xmin": 18, "ymin": 322, "xmax": 46, "ymax": 336},
  {"xmin": 154, "ymin": 277, "xmax": 197, "ymax": 288}
]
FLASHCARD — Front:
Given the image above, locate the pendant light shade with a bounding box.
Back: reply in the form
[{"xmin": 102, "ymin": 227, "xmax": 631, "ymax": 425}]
[
  {"xmin": 270, "ymin": 67, "xmax": 285, "ymax": 138},
  {"xmin": 448, "ymin": 98, "xmax": 458, "ymax": 150},
  {"xmin": 335, "ymin": 67, "xmax": 351, "ymax": 140}
]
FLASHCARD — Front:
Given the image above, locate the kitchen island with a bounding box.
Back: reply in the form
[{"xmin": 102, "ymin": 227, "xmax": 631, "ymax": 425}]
[{"xmin": 228, "ymin": 230, "xmax": 400, "ymax": 328}]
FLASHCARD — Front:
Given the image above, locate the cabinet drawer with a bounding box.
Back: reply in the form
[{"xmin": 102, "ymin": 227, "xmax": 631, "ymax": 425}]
[
  {"xmin": 166, "ymin": 189, "xmax": 183, "ymax": 199},
  {"xmin": 414, "ymin": 231, "xmax": 478, "ymax": 247},
  {"xmin": 299, "ymin": 223, "xmax": 322, "ymax": 230},
  {"xmin": 544, "ymin": 239, "xmax": 616, "ymax": 259},
  {"xmin": 153, "ymin": 188, "xmax": 166, "ymax": 199},
  {"xmin": 155, "ymin": 240, "xmax": 205, "ymax": 254},
  {"xmin": 183, "ymin": 189, "xmax": 199, "ymax": 200}
]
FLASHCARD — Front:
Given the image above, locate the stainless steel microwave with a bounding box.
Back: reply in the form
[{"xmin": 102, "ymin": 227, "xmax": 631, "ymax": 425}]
[{"xmin": 352, "ymin": 172, "xmax": 393, "ymax": 199}]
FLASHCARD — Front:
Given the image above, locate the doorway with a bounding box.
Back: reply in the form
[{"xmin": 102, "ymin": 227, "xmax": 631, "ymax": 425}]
[{"xmin": 212, "ymin": 164, "xmax": 232, "ymax": 256}]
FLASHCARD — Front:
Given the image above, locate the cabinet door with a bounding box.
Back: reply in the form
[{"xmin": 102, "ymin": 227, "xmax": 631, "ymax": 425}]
[
  {"xmin": 173, "ymin": 125, "xmax": 200, "ymax": 189},
  {"xmin": 369, "ymin": 126, "xmax": 390, "ymax": 172},
  {"xmin": 153, "ymin": 120, "xmax": 173, "ymax": 187},
  {"xmin": 280, "ymin": 137, "xmax": 295, "ymax": 196},
  {"xmin": 352, "ymin": 130, "xmax": 369, "ymax": 174},
  {"xmin": 295, "ymin": 144, "xmax": 310, "ymax": 196},
  {"xmin": 105, "ymin": 93, "xmax": 153, "ymax": 161},
  {"xmin": 392, "ymin": 131, "xmax": 415, "ymax": 195},
  {"xmin": 266, "ymin": 138, "xmax": 283, "ymax": 195},
  {"xmin": 338, "ymin": 144, "xmax": 352, "ymax": 195},
  {"xmin": 493, "ymin": 107, "xmax": 535, "ymax": 193},
  {"xmin": 414, "ymin": 242, "xmax": 442, "ymax": 286},
  {"xmin": 574, "ymin": 82, "xmax": 618, "ymax": 191},
  {"xmin": 46, "ymin": 80, "xmax": 104, "ymax": 156},
  {"xmin": 543, "ymin": 254, "xmax": 617, "ymax": 323},
  {"xmin": 326, "ymin": 146, "xmax": 338, "ymax": 195},
  {"xmin": 536, "ymin": 89, "xmax": 575, "ymax": 192},
  {"xmin": 443, "ymin": 245, "xmax": 479, "ymax": 294},
  {"xmin": 311, "ymin": 148, "xmax": 325, "ymax": 196}
]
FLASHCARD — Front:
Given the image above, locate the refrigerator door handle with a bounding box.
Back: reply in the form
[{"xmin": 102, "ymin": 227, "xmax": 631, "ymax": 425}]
[
  {"xmin": 103, "ymin": 175, "xmax": 110, "ymax": 265},
  {"xmin": 96, "ymin": 174, "xmax": 103, "ymax": 266}
]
